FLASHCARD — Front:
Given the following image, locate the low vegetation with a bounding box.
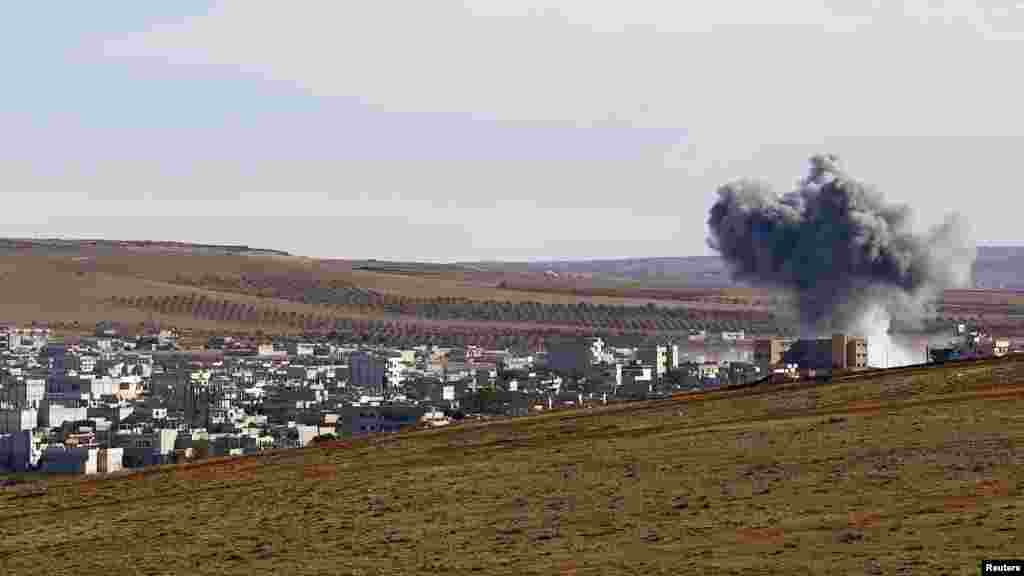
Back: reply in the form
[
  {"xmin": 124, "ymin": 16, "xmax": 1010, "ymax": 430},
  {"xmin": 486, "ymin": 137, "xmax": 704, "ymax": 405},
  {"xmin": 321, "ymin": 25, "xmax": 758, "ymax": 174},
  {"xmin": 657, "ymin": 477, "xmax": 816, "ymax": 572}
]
[{"xmin": 1, "ymin": 359, "xmax": 1021, "ymax": 574}]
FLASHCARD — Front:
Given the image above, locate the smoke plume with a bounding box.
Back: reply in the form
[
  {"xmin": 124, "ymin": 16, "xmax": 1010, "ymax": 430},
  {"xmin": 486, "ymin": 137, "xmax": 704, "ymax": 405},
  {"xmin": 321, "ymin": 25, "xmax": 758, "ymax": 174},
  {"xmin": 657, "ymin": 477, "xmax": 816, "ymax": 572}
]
[{"xmin": 707, "ymin": 154, "xmax": 975, "ymax": 336}]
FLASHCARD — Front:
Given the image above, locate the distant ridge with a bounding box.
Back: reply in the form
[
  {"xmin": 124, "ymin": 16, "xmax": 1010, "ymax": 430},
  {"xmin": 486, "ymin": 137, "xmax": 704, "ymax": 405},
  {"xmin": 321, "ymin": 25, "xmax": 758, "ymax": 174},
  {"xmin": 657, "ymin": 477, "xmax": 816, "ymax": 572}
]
[
  {"xmin": 462, "ymin": 246, "xmax": 1024, "ymax": 289},
  {"xmin": 0, "ymin": 238, "xmax": 291, "ymax": 257}
]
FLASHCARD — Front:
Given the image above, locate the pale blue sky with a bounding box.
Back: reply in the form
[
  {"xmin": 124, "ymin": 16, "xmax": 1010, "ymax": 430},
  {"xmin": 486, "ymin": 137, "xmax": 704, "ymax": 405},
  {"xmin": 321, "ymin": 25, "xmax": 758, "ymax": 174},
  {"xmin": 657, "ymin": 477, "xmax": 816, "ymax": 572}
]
[{"xmin": 3, "ymin": 2, "xmax": 1022, "ymax": 261}]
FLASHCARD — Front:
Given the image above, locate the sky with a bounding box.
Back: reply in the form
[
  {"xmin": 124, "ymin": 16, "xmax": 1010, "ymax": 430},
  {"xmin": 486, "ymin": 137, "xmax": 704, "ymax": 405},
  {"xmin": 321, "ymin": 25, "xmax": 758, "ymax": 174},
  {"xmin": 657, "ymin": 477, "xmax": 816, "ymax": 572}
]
[{"xmin": 2, "ymin": 1, "xmax": 1023, "ymax": 262}]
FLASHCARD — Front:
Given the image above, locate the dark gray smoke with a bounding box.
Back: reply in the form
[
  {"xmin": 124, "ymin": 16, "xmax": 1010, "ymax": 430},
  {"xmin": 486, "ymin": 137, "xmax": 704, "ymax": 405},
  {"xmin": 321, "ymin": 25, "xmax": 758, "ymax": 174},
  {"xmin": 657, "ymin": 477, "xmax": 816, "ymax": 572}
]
[{"xmin": 707, "ymin": 154, "xmax": 974, "ymax": 334}]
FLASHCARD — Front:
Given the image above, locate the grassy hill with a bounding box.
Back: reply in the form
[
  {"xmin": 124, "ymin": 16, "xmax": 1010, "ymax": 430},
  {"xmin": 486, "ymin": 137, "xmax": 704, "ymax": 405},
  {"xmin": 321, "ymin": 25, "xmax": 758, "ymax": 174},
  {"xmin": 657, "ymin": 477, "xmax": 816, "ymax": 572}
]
[
  {"xmin": 0, "ymin": 240, "xmax": 788, "ymax": 347},
  {"xmin": 2, "ymin": 238, "xmax": 1023, "ymax": 346},
  {"xmin": 2, "ymin": 358, "xmax": 1022, "ymax": 574}
]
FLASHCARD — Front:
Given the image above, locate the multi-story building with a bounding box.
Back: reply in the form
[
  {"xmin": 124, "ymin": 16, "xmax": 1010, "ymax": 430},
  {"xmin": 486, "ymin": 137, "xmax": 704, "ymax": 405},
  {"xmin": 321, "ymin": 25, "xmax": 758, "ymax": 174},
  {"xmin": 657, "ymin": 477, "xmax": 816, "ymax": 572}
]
[
  {"xmin": 349, "ymin": 352, "xmax": 388, "ymax": 396},
  {"xmin": 2, "ymin": 328, "xmax": 51, "ymax": 353},
  {"xmin": 777, "ymin": 334, "xmax": 869, "ymax": 372},
  {"xmin": 0, "ymin": 408, "xmax": 38, "ymax": 433},
  {"xmin": 616, "ymin": 365, "xmax": 654, "ymax": 398},
  {"xmin": 0, "ymin": 377, "xmax": 45, "ymax": 409},
  {"xmin": 636, "ymin": 344, "xmax": 680, "ymax": 378},
  {"xmin": 545, "ymin": 338, "xmax": 602, "ymax": 374},
  {"xmin": 38, "ymin": 400, "xmax": 88, "ymax": 429},
  {"xmin": 754, "ymin": 338, "xmax": 795, "ymax": 371},
  {"xmin": 335, "ymin": 405, "xmax": 426, "ymax": 437},
  {"xmin": 831, "ymin": 334, "xmax": 868, "ymax": 370}
]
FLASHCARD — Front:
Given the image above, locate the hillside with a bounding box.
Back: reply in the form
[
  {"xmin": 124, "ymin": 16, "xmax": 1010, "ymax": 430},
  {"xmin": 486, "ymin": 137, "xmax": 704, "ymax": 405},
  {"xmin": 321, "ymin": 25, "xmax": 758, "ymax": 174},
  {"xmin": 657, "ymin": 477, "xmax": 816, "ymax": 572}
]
[
  {"xmin": 1, "ymin": 238, "xmax": 1023, "ymax": 346},
  {"xmin": 0, "ymin": 240, "xmax": 788, "ymax": 347},
  {"xmin": 468, "ymin": 246, "xmax": 1024, "ymax": 289},
  {"xmin": 2, "ymin": 358, "xmax": 1022, "ymax": 574}
]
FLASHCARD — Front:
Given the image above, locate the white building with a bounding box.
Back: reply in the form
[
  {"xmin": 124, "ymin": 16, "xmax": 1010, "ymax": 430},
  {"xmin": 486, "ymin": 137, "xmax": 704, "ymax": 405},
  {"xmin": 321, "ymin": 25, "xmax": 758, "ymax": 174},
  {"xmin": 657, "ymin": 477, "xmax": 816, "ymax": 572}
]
[
  {"xmin": 0, "ymin": 408, "xmax": 38, "ymax": 433},
  {"xmin": 97, "ymin": 447, "xmax": 123, "ymax": 474},
  {"xmin": 637, "ymin": 344, "xmax": 680, "ymax": 378},
  {"xmin": 386, "ymin": 355, "xmax": 404, "ymax": 387},
  {"xmin": 616, "ymin": 364, "xmax": 654, "ymax": 389},
  {"xmin": 38, "ymin": 401, "xmax": 88, "ymax": 429},
  {"xmin": 0, "ymin": 377, "xmax": 45, "ymax": 409}
]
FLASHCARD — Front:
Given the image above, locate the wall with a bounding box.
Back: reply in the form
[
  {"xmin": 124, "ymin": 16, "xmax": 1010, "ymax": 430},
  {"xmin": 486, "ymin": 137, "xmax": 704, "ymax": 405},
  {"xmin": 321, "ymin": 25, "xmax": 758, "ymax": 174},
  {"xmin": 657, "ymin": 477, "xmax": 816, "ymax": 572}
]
[
  {"xmin": 0, "ymin": 431, "xmax": 33, "ymax": 472},
  {"xmin": 0, "ymin": 409, "xmax": 37, "ymax": 433},
  {"xmin": 38, "ymin": 402, "xmax": 88, "ymax": 429}
]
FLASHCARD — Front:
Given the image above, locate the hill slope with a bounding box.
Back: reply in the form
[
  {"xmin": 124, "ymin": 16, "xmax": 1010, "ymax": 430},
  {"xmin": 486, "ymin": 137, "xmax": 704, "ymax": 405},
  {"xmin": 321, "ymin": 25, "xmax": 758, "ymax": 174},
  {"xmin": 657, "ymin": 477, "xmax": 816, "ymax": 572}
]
[
  {"xmin": 465, "ymin": 245, "xmax": 1024, "ymax": 289},
  {"xmin": 2, "ymin": 359, "xmax": 1022, "ymax": 574}
]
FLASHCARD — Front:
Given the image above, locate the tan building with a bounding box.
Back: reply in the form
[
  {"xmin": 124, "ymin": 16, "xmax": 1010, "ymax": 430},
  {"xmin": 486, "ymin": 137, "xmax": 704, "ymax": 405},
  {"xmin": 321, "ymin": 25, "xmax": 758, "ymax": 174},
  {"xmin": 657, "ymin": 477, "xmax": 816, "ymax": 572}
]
[
  {"xmin": 831, "ymin": 334, "xmax": 867, "ymax": 370},
  {"xmin": 754, "ymin": 338, "xmax": 793, "ymax": 370}
]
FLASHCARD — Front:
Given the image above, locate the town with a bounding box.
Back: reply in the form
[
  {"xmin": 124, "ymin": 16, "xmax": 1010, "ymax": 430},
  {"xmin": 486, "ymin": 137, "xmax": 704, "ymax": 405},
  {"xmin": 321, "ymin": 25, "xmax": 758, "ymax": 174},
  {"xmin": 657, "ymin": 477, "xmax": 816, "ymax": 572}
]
[{"xmin": 0, "ymin": 319, "xmax": 1013, "ymax": 478}]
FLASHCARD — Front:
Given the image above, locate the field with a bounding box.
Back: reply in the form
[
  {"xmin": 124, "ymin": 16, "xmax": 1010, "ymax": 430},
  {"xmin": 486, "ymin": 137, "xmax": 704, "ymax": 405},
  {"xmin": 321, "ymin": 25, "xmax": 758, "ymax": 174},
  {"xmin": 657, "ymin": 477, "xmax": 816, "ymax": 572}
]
[
  {"xmin": 2, "ymin": 358, "xmax": 1022, "ymax": 575},
  {"xmin": 3, "ymin": 239, "xmax": 1024, "ymax": 346},
  {"xmin": 0, "ymin": 242, "xmax": 786, "ymax": 348}
]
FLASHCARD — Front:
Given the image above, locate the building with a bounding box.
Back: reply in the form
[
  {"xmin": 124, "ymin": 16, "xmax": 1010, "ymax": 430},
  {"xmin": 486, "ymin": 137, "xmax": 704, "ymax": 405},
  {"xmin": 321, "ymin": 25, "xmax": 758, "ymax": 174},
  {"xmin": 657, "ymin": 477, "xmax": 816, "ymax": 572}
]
[
  {"xmin": 616, "ymin": 364, "xmax": 654, "ymax": 393},
  {"xmin": 349, "ymin": 352, "xmax": 388, "ymax": 396},
  {"xmin": 0, "ymin": 377, "xmax": 45, "ymax": 409},
  {"xmin": 335, "ymin": 405, "xmax": 426, "ymax": 437},
  {"xmin": 0, "ymin": 408, "xmax": 37, "ymax": 433},
  {"xmin": 754, "ymin": 338, "xmax": 794, "ymax": 371},
  {"xmin": 636, "ymin": 344, "xmax": 680, "ymax": 378},
  {"xmin": 2, "ymin": 327, "xmax": 51, "ymax": 353},
  {"xmin": 40, "ymin": 446, "xmax": 98, "ymax": 475},
  {"xmin": 780, "ymin": 334, "xmax": 868, "ymax": 372},
  {"xmin": 0, "ymin": 431, "xmax": 36, "ymax": 472},
  {"xmin": 38, "ymin": 401, "xmax": 88, "ymax": 429},
  {"xmin": 386, "ymin": 354, "xmax": 405, "ymax": 388},
  {"xmin": 97, "ymin": 447, "xmax": 124, "ymax": 474},
  {"xmin": 118, "ymin": 429, "xmax": 179, "ymax": 467},
  {"xmin": 546, "ymin": 338, "xmax": 602, "ymax": 374},
  {"xmin": 287, "ymin": 342, "xmax": 315, "ymax": 357},
  {"xmin": 831, "ymin": 334, "xmax": 868, "ymax": 370}
]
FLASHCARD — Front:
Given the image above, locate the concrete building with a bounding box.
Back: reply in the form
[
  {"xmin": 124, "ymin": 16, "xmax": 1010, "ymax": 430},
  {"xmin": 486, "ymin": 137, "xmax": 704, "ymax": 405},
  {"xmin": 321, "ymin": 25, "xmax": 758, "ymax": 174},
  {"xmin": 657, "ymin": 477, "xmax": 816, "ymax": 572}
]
[
  {"xmin": 0, "ymin": 377, "xmax": 45, "ymax": 409},
  {"xmin": 636, "ymin": 344, "xmax": 680, "ymax": 378},
  {"xmin": 0, "ymin": 431, "xmax": 35, "ymax": 472},
  {"xmin": 38, "ymin": 401, "xmax": 88, "ymax": 429},
  {"xmin": 779, "ymin": 334, "xmax": 868, "ymax": 372},
  {"xmin": 349, "ymin": 352, "xmax": 388, "ymax": 395},
  {"xmin": 545, "ymin": 338, "xmax": 601, "ymax": 374},
  {"xmin": 386, "ymin": 355, "xmax": 404, "ymax": 389},
  {"xmin": 617, "ymin": 364, "xmax": 653, "ymax": 388},
  {"xmin": 754, "ymin": 338, "xmax": 794, "ymax": 371},
  {"xmin": 336, "ymin": 405, "xmax": 426, "ymax": 437},
  {"xmin": 617, "ymin": 365, "xmax": 654, "ymax": 398},
  {"xmin": 97, "ymin": 447, "xmax": 124, "ymax": 474},
  {"xmin": 288, "ymin": 342, "xmax": 315, "ymax": 357},
  {"xmin": 294, "ymin": 424, "xmax": 318, "ymax": 447},
  {"xmin": 0, "ymin": 408, "xmax": 38, "ymax": 433},
  {"xmin": 831, "ymin": 334, "xmax": 868, "ymax": 370},
  {"xmin": 40, "ymin": 446, "xmax": 98, "ymax": 475},
  {"xmin": 3, "ymin": 327, "xmax": 50, "ymax": 352},
  {"xmin": 781, "ymin": 339, "xmax": 834, "ymax": 371},
  {"xmin": 119, "ymin": 429, "xmax": 178, "ymax": 467}
]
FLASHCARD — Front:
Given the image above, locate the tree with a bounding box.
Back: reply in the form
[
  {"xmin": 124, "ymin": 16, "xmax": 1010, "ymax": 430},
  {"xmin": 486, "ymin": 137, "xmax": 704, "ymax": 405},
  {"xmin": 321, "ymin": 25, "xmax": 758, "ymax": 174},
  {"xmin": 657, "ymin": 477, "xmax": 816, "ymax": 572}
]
[{"xmin": 192, "ymin": 439, "xmax": 211, "ymax": 460}]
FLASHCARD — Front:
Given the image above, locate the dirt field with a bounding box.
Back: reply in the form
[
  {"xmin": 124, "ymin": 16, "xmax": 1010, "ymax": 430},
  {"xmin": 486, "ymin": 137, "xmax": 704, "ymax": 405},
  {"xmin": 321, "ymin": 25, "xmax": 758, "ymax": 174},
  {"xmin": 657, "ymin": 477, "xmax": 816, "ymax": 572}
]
[{"xmin": 1, "ymin": 359, "xmax": 1021, "ymax": 575}]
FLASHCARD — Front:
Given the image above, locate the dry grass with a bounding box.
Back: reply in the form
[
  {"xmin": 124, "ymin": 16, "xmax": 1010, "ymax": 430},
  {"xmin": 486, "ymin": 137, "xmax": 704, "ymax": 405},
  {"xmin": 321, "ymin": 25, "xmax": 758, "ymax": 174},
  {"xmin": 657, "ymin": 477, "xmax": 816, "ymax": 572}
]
[{"xmin": 1, "ymin": 360, "xmax": 1022, "ymax": 575}]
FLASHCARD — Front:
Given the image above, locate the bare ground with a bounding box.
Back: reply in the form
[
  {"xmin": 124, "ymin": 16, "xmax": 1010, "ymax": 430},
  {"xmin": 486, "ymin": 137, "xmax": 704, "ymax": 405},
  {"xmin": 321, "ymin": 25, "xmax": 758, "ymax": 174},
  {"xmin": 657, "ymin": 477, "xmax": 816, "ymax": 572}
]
[{"xmin": 0, "ymin": 359, "xmax": 1022, "ymax": 575}]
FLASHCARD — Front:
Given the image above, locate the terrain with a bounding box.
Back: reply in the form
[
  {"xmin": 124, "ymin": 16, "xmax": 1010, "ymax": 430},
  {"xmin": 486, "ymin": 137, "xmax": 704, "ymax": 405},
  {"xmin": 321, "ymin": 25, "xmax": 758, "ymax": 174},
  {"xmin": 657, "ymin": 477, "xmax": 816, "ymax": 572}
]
[
  {"xmin": 1, "ymin": 358, "xmax": 1022, "ymax": 574},
  {"xmin": 1, "ymin": 238, "xmax": 1022, "ymax": 348}
]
